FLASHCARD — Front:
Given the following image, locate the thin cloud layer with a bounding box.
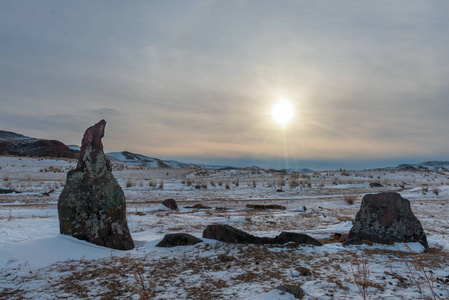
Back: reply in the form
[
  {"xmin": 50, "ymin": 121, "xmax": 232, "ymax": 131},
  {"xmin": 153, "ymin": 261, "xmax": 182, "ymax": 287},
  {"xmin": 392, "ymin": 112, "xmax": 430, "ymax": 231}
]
[{"xmin": 1, "ymin": 1, "xmax": 448, "ymax": 168}]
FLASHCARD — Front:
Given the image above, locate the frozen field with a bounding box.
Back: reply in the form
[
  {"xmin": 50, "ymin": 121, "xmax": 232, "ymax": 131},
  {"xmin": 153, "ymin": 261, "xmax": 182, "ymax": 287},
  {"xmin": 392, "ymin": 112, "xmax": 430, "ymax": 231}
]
[{"xmin": 1, "ymin": 156, "xmax": 448, "ymax": 299}]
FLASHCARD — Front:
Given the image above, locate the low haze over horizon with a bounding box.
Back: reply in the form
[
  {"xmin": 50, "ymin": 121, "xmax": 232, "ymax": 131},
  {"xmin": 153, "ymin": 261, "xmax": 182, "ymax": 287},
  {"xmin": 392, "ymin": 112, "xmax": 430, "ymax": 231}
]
[{"xmin": 1, "ymin": 1, "xmax": 448, "ymax": 170}]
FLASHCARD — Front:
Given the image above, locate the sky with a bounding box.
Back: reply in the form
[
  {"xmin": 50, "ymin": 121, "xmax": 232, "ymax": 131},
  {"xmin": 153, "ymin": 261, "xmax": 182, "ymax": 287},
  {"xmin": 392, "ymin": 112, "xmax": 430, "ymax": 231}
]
[{"xmin": 1, "ymin": 1, "xmax": 449, "ymax": 170}]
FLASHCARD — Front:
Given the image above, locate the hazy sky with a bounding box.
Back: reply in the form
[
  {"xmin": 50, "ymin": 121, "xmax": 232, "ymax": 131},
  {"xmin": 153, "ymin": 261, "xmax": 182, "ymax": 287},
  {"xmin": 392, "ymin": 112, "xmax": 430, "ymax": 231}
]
[{"xmin": 1, "ymin": 1, "xmax": 448, "ymax": 169}]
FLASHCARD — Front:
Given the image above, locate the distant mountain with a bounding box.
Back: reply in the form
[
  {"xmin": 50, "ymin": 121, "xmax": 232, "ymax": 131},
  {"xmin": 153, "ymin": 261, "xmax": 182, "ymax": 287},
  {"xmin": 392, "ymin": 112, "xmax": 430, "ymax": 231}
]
[
  {"xmin": 0, "ymin": 130, "xmax": 33, "ymax": 141},
  {"xmin": 106, "ymin": 151, "xmax": 238, "ymax": 170},
  {"xmin": 0, "ymin": 130, "xmax": 78, "ymax": 159},
  {"xmin": 67, "ymin": 145, "xmax": 81, "ymax": 151},
  {"xmin": 394, "ymin": 161, "xmax": 449, "ymax": 172}
]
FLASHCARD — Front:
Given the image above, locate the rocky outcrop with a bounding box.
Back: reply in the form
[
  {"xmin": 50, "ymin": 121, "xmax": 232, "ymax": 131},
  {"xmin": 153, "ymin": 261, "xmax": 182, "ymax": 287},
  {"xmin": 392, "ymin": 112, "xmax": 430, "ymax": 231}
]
[
  {"xmin": 0, "ymin": 139, "xmax": 79, "ymax": 159},
  {"xmin": 156, "ymin": 233, "xmax": 203, "ymax": 247},
  {"xmin": 203, "ymin": 224, "xmax": 322, "ymax": 246},
  {"xmin": 58, "ymin": 120, "xmax": 134, "ymax": 250},
  {"xmin": 345, "ymin": 192, "xmax": 428, "ymax": 248}
]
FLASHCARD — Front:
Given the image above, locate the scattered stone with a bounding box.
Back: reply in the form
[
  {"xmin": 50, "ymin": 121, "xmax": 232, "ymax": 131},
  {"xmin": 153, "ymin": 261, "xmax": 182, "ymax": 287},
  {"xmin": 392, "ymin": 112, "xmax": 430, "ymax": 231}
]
[
  {"xmin": 344, "ymin": 192, "xmax": 428, "ymax": 248},
  {"xmin": 276, "ymin": 284, "xmax": 305, "ymax": 299},
  {"xmin": 297, "ymin": 266, "xmax": 312, "ymax": 276},
  {"xmin": 246, "ymin": 204, "xmax": 286, "ymax": 210},
  {"xmin": 215, "ymin": 207, "xmax": 227, "ymax": 211},
  {"xmin": 203, "ymin": 224, "xmax": 269, "ymax": 244},
  {"xmin": 202, "ymin": 224, "xmax": 322, "ymax": 246},
  {"xmin": 40, "ymin": 188, "xmax": 55, "ymax": 196},
  {"xmin": 298, "ymin": 206, "xmax": 307, "ymax": 212},
  {"xmin": 217, "ymin": 254, "xmax": 235, "ymax": 262},
  {"xmin": 156, "ymin": 233, "xmax": 203, "ymax": 247},
  {"xmin": 162, "ymin": 199, "xmax": 178, "ymax": 210},
  {"xmin": 437, "ymin": 275, "xmax": 449, "ymax": 285},
  {"xmin": 370, "ymin": 182, "xmax": 383, "ymax": 187},
  {"xmin": 185, "ymin": 203, "xmax": 211, "ymax": 209},
  {"xmin": 0, "ymin": 189, "xmax": 15, "ymax": 194},
  {"xmin": 274, "ymin": 232, "xmax": 322, "ymax": 246},
  {"xmin": 58, "ymin": 120, "xmax": 134, "ymax": 250}
]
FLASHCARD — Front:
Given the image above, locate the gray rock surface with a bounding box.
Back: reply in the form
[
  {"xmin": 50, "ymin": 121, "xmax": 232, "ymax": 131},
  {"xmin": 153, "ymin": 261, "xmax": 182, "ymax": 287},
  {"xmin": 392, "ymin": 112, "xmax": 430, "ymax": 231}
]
[
  {"xmin": 345, "ymin": 192, "xmax": 428, "ymax": 248},
  {"xmin": 58, "ymin": 120, "xmax": 134, "ymax": 250}
]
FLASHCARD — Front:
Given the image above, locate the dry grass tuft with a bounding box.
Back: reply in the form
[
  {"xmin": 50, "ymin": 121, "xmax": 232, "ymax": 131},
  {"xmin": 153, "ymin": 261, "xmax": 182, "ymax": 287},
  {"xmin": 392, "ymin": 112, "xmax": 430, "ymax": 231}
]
[{"xmin": 344, "ymin": 195, "xmax": 357, "ymax": 205}]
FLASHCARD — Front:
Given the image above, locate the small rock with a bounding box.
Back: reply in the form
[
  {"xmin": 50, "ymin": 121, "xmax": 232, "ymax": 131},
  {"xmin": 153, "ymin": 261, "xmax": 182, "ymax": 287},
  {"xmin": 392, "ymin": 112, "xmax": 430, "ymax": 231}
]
[
  {"xmin": 185, "ymin": 203, "xmax": 211, "ymax": 209},
  {"xmin": 276, "ymin": 284, "xmax": 304, "ymax": 299},
  {"xmin": 162, "ymin": 199, "xmax": 178, "ymax": 210},
  {"xmin": 246, "ymin": 204, "xmax": 286, "ymax": 210},
  {"xmin": 274, "ymin": 232, "xmax": 322, "ymax": 246},
  {"xmin": 156, "ymin": 233, "xmax": 203, "ymax": 247},
  {"xmin": 0, "ymin": 189, "xmax": 15, "ymax": 194},
  {"xmin": 297, "ymin": 266, "xmax": 312, "ymax": 276}
]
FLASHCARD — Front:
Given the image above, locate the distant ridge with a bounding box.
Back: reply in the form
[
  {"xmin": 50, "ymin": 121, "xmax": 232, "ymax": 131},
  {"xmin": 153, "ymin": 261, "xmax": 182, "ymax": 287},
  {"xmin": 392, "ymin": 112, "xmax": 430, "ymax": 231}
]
[
  {"xmin": 394, "ymin": 161, "xmax": 449, "ymax": 172},
  {"xmin": 0, "ymin": 130, "xmax": 33, "ymax": 141},
  {"xmin": 106, "ymin": 151, "xmax": 239, "ymax": 170},
  {"xmin": 0, "ymin": 130, "xmax": 78, "ymax": 159}
]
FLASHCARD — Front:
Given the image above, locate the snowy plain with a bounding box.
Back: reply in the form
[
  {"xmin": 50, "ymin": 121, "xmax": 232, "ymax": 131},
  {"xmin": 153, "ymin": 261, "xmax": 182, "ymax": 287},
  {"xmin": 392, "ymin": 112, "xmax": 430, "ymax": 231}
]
[{"xmin": 1, "ymin": 156, "xmax": 448, "ymax": 299}]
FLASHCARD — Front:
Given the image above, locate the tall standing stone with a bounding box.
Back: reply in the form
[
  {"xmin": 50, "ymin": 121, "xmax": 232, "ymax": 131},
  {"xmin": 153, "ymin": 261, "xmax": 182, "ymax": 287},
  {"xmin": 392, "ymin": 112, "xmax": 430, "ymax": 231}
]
[{"xmin": 58, "ymin": 120, "xmax": 134, "ymax": 250}]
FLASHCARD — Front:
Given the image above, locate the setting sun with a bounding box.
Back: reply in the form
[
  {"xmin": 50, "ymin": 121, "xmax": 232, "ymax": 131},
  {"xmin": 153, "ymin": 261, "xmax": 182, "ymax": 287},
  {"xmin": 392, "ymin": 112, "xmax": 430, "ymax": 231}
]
[{"xmin": 271, "ymin": 98, "xmax": 294, "ymax": 126}]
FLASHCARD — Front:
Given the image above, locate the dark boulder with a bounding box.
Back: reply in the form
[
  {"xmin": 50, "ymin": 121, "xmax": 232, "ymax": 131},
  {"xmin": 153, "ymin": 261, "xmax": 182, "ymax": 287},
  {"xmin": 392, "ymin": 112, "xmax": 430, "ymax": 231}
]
[
  {"xmin": 185, "ymin": 203, "xmax": 212, "ymax": 209},
  {"xmin": 202, "ymin": 224, "xmax": 321, "ymax": 246},
  {"xmin": 0, "ymin": 189, "xmax": 15, "ymax": 194},
  {"xmin": 162, "ymin": 199, "xmax": 178, "ymax": 210},
  {"xmin": 274, "ymin": 232, "xmax": 322, "ymax": 246},
  {"xmin": 246, "ymin": 204, "xmax": 286, "ymax": 210},
  {"xmin": 345, "ymin": 192, "xmax": 428, "ymax": 248},
  {"xmin": 58, "ymin": 120, "xmax": 134, "ymax": 250},
  {"xmin": 203, "ymin": 224, "xmax": 270, "ymax": 244},
  {"xmin": 156, "ymin": 233, "xmax": 203, "ymax": 247}
]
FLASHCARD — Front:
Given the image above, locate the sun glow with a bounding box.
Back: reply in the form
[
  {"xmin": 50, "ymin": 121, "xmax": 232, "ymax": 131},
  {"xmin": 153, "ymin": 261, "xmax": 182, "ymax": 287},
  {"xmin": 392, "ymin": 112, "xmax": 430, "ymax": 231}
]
[{"xmin": 271, "ymin": 98, "xmax": 294, "ymax": 126}]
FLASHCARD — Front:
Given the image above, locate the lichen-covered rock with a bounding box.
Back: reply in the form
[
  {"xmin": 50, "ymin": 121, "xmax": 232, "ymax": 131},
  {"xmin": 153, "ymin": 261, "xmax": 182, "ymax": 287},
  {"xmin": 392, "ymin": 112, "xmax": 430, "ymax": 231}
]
[
  {"xmin": 156, "ymin": 233, "xmax": 203, "ymax": 247},
  {"xmin": 58, "ymin": 120, "xmax": 134, "ymax": 250},
  {"xmin": 345, "ymin": 192, "xmax": 428, "ymax": 248}
]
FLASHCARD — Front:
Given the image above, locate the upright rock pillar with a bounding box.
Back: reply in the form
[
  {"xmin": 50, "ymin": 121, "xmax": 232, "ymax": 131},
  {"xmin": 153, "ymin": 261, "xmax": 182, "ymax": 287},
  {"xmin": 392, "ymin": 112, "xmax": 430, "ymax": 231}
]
[{"xmin": 58, "ymin": 120, "xmax": 134, "ymax": 250}]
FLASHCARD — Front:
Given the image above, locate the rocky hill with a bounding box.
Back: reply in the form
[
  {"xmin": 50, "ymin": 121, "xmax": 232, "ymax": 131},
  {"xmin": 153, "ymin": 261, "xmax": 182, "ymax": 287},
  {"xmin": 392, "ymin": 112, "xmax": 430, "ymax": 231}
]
[
  {"xmin": 106, "ymin": 151, "xmax": 236, "ymax": 170},
  {"xmin": 395, "ymin": 161, "xmax": 449, "ymax": 172},
  {"xmin": 0, "ymin": 130, "xmax": 79, "ymax": 159}
]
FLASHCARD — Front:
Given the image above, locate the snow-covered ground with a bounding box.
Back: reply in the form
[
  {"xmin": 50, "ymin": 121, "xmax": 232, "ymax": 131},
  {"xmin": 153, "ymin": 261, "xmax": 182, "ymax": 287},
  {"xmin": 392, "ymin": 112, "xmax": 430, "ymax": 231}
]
[{"xmin": 1, "ymin": 156, "xmax": 448, "ymax": 299}]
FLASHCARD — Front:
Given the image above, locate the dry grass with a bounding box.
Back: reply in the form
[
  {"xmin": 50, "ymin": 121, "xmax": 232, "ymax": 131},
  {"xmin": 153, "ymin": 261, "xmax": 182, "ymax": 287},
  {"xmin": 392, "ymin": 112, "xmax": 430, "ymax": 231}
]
[
  {"xmin": 344, "ymin": 195, "xmax": 357, "ymax": 205},
  {"xmin": 352, "ymin": 257, "xmax": 371, "ymax": 300}
]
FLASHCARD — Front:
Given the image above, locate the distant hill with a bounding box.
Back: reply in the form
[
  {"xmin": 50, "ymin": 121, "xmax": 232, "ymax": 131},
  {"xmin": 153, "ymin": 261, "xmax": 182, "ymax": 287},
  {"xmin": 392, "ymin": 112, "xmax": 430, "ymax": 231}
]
[
  {"xmin": 0, "ymin": 130, "xmax": 33, "ymax": 141},
  {"xmin": 106, "ymin": 151, "xmax": 238, "ymax": 170},
  {"xmin": 0, "ymin": 130, "xmax": 78, "ymax": 159},
  {"xmin": 394, "ymin": 161, "xmax": 449, "ymax": 172}
]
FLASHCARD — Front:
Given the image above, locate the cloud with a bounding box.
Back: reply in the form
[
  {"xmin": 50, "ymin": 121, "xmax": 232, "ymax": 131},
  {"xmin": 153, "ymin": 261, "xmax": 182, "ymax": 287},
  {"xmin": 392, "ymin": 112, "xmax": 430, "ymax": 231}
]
[{"xmin": 1, "ymin": 1, "xmax": 448, "ymax": 167}]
